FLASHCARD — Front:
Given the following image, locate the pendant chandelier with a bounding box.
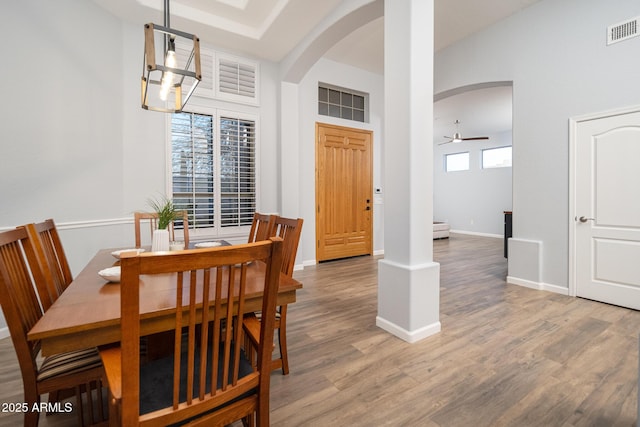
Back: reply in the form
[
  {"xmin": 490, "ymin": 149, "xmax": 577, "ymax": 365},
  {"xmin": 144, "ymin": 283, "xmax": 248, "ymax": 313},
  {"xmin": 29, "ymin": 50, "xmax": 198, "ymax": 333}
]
[{"xmin": 141, "ymin": 0, "xmax": 202, "ymax": 113}]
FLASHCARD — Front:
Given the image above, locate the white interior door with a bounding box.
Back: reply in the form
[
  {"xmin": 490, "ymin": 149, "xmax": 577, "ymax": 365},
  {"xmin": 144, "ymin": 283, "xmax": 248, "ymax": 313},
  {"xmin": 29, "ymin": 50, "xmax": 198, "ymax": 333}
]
[{"xmin": 574, "ymin": 108, "xmax": 640, "ymax": 309}]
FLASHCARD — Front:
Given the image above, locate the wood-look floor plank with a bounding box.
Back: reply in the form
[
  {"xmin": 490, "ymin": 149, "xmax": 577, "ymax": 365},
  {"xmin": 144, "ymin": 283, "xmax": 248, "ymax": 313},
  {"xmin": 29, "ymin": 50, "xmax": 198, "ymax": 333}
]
[{"xmin": 1, "ymin": 233, "xmax": 639, "ymax": 426}]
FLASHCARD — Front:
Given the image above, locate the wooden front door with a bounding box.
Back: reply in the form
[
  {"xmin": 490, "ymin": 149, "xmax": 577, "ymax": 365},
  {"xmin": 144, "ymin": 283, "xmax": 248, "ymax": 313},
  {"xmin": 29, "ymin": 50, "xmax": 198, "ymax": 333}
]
[{"xmin": 316, "ymin": 122, "xmax": 373, "ymax": 262}]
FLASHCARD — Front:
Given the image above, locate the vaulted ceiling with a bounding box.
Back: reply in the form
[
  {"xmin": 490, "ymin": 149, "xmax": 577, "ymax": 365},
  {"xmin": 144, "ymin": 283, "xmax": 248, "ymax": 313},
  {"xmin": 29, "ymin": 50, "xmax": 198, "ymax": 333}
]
[{"xmin": 93, "ymin": 0, "xmax": 540, "ymax": 139}]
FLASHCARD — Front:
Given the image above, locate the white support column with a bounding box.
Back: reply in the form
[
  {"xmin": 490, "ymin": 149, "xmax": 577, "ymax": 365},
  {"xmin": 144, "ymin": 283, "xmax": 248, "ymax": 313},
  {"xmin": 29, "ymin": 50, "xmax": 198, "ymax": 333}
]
[
  {"xmin": 280, "ymin": 81, "xmax": 300, "ymax": 218},
  {"xmin": 377, "ymin": 0, "xmax": 440, "ymax": 343}
]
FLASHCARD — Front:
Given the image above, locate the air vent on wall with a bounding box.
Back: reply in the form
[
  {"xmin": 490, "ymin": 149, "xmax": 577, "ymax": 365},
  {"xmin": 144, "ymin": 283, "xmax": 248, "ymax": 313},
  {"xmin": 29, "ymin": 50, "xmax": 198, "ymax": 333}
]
[{"xmin": 607, "ymin": 16, "xmax": 639, "ymax": 45}]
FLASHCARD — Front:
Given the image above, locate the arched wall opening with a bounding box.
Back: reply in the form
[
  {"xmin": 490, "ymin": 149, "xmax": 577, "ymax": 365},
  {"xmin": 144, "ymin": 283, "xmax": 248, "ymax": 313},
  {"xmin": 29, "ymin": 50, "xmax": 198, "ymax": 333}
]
[{"xmin": 433, "ymin": 81, "xmax": 514, "ymax": 237}]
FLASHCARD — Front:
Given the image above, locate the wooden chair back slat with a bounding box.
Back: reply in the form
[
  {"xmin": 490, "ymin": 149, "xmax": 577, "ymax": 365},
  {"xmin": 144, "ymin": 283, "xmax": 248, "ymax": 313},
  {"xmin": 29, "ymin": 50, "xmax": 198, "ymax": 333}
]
[
  {"xmin": 114, "ymin": 237, "xmax": 283, "ymax": 426},
  {"xmin": 21, "ymin": 219, "xmax": 73, "ymax": 311},
  {"xmin": 134, "ymin": 210, "xmax": 190, "ymax": 248},
  {"xmin": 0, "ymin": 228, "xmax": 109, "ymax": 426},
  {"xmin": 271, "ymin": 216, "xmax": 304, "ymax": 277},
  {"xmin": 247, "ymin": 212, "xmax": 275, "ymax": 243},
  {"xmin": 0, "ymin": 228, "xmax": 43, "ymax": 365}
]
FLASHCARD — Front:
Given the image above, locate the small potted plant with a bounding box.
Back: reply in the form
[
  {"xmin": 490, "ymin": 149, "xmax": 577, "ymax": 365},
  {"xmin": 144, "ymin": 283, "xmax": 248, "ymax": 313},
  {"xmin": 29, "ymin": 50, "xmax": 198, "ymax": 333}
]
[{"xmin": 147, "ymin": 195, "xmax": 178, "ymax": 252}]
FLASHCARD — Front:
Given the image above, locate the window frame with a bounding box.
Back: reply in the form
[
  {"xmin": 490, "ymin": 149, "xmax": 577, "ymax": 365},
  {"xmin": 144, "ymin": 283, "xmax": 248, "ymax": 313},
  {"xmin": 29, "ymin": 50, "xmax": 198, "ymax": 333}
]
[
  {"xmin": 318, "ymin": 82, "xmax": 369, "ymax": 123},
  {"xmin": 444, "ymin": 151, "xmax": 470, "ymax": 172},
  {"xmin": 481, "ymin": 145, "xmax": 512, "ymax": 169},
  {"xmin": 166, "ymin": 105, "xmax": 260, "ymax": 240}
]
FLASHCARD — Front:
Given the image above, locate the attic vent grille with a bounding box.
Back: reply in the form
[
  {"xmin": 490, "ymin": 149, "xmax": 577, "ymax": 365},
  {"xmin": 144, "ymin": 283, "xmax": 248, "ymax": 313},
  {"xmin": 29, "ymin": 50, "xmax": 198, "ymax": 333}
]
[{"xmin": 607, "ymin": 17, "xmax": 639, "ymax": 45}]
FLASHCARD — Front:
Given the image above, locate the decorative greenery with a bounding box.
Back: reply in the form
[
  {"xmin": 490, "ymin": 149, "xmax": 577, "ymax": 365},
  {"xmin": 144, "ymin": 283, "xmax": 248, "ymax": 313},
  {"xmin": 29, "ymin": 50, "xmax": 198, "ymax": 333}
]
[{"xmin": 147, "ymin": 195, "xmax": 178, "ymax": 230}]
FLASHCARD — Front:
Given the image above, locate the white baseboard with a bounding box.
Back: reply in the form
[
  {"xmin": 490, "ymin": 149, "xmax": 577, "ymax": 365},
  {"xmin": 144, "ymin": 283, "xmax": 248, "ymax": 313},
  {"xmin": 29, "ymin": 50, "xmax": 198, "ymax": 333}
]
[
  {"xmin": 507, "ymin": 276, "xmax": 569, "ymax": 295},
  {"xmin": 0, "ymin": 327, "xmax": 9, "ymax": 340},
  {"xmin": 450, "ymin": 230, "xmax": 503, "ymax": 239},
  {"xmin": 301, "ymin": 250, "xmax": 384, "ymax": 268},
  {"xmin": 376, "ymin": 316, "xmax": 441, "ymax": 343}
]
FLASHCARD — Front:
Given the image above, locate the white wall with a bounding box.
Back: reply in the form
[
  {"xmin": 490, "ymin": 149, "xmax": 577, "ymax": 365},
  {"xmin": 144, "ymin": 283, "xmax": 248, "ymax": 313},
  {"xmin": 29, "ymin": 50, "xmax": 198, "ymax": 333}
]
[
  {"xmin": 0, "ymin": 0, "xmax": 128, "ymax": 334},
  {"xmin": 434, "ymin": 131, "xmax": 512, "ymax": 236},
  {"xmin": 0, "ymin": 0, "xmax": 281, "ymax": 334},
  {"xmin": 435, "ymin": 0, "xmax": 640, "ymax": 288},
  {"xmin": 1, "ymin": 1, "xmax": 281, "ymax": 266},
  {"xmin": 295, "ymin": 58, "xmax": 385, "ymax": 265},
  {"xmin": 1, "ymin": 1, "xmax": 124, "ymax": 226},
  {"xmin": 4, "ymin": 0, "xmax": 638, "ymax": 335}
]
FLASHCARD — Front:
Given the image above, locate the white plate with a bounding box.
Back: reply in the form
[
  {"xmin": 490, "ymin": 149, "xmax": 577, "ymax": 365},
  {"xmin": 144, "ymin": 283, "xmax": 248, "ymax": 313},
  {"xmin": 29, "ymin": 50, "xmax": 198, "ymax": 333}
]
[
  {"xmin": 194, "ymin": 241, "xmax": 222, "ymax": 248},
  {"xmin": 111, "ymin": 248, "xmax": 145, "ymax": 259},
  {"xmin": 98, "ymin": 266, "xmax": 121, "ymax": 283}
]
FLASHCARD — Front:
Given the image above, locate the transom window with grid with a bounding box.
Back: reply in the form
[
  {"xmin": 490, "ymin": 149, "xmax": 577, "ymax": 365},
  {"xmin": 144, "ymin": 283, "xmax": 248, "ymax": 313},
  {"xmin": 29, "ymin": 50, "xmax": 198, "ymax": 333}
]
[
  {"xmin": 171, "ymin": 110, "xmax": 257, "ymax": 235},
  {"xmin": 318, "ymin": 83, "xmax": 368, "ymax": 123}
]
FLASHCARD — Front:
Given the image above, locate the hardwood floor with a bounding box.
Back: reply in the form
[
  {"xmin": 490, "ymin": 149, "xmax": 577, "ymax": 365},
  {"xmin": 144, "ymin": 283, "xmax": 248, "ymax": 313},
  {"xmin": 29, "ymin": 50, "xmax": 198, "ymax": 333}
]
[{"xmin": 1, "ymin": 233, "xmax": 639, "ymax": 426}]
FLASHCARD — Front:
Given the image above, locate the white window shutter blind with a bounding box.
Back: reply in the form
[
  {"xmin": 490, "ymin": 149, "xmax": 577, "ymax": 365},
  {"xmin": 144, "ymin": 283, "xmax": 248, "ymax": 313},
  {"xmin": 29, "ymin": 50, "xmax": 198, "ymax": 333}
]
[
  {"xmin": 175, "ymin": 43, "xmax": 214, "ymax": 99},
  {"xmin": 171, "ymin": 110, "xmax": 257, "ymax": 233},
  {"xmin": 219, "ymin": 114, "xmax": 257, "ymax": 227},
  {"xmin": 171, "ymin": 112, "xmax": 215, "ymax": 229},
  {"xmin": 216, "ymin": 55, "xmax": 259, "ymax": 105}
]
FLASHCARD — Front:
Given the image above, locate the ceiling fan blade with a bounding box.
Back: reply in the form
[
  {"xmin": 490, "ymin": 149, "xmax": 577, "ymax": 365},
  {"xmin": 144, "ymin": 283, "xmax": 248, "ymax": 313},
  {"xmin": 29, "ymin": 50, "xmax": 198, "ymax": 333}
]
[
  {"xmin": 438, "ymin": 140, "xmax": 452, "ymax": 145},
  {"xmin": 461, "ymin": 137, "xmax": 489, "ymax": 141}
]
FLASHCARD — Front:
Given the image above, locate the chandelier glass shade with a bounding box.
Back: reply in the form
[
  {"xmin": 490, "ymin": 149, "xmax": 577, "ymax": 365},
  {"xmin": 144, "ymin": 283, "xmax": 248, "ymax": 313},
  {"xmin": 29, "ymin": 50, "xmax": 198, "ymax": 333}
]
[{"xmin": 141, "ymin": 0, "xmax": 201, "ymax": 113}]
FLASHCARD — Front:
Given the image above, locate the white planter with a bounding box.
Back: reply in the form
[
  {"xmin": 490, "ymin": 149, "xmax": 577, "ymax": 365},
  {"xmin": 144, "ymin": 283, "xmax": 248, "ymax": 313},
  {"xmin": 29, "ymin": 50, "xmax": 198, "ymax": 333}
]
[{"xmin": 151, "ymin": 229, "xmax": 170, "ymax": 252}]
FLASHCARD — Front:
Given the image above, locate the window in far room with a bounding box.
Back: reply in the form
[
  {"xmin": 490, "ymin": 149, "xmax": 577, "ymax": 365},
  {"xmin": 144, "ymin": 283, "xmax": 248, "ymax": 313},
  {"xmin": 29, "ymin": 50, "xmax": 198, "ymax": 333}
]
[
  {"xmin": 445, "ymin": 152, "xmax": 469, "ymax": 172},
  {"xmin": 482, "ymin": 146, "xmax": 512, "ymax": 169}
]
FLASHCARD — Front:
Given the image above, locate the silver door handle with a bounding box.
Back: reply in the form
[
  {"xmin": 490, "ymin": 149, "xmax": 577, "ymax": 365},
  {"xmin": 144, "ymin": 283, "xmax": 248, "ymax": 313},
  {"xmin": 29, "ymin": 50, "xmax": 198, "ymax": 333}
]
[{"xmin": 578, "ymin": 216, "xmax": 595, "ymax": 223}]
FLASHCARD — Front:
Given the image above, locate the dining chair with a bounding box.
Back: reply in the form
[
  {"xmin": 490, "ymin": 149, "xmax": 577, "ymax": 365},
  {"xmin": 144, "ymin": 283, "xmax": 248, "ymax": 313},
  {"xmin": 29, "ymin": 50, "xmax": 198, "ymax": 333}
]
[
  {"xmin": 20, "ymin": 219, "xmax": 73, "ymax": 312},
  {"xmin": 0, "ymin": 228, "xmax": 106, "ymax": 427},
  {"xmin": 244, "ymin": 216, "xmax": 303, "ymax": 375},
  {"xmin": 99, "ymin": 237, "xmax": 284, "ymax": 427},
  {"xmin": 247, "ymin": 212, "xmax": 275, "ymax": 243},
  {"xmin": 133, "ymin": 210, "xmax": 190, "ymax": 248}
]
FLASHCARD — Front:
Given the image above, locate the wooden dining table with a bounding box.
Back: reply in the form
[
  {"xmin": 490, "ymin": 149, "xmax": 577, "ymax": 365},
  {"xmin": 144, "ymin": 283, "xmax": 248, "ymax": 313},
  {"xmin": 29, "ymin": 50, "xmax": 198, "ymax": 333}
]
[{"xmin": 28, "ymin": 245, "xmax": 302, "ymax": 357}]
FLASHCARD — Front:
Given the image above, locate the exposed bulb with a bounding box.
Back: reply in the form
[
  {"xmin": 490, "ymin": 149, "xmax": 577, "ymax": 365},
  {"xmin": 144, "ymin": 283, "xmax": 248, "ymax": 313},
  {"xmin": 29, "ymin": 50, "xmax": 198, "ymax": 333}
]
[
  {"xmin": 165, "ymin": 49, "xmax": 177, "ymax": 68},
  {"xmin": 159, "ymin": 49, "xmax": 177, "ymax": 101}
]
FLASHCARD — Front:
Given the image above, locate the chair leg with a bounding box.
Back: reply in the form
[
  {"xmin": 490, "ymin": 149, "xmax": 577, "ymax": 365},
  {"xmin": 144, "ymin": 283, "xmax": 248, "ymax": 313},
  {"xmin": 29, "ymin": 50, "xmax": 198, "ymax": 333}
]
[
  {"xmin": 23, "ymin": 395, "xmax": 40, "ymax": 427},
  {"xmin": 48, "ymin": 390, "xmax": 60, "ymax": 405},
  {"xmin": 75, "ymin": 385, "xmax": 85, "ymax": 427},
  {"xmin": 107, "ymin": 388, "xmax": 122, "ymax": 427},
  {"xmin": 278, "ymin": 305, "xmax": 289, "ymax": 375}
]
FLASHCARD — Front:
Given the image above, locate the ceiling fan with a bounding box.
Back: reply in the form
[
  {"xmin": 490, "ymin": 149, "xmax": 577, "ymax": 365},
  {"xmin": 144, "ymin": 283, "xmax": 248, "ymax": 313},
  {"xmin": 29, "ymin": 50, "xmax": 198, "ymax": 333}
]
[{"xmin": 439, "ymin": 120, "xmax": 489, "ymax": 145}]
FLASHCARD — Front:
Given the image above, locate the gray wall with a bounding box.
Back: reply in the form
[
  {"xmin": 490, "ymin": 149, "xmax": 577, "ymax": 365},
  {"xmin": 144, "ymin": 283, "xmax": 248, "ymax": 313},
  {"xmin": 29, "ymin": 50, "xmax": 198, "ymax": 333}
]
[
  {"xmin": 434, "ymin": 131, "xmax": 512, "ymax": 236},
  {"xmin": 435, "ymin": 0, "xmax": 640, "ymax": 289}
]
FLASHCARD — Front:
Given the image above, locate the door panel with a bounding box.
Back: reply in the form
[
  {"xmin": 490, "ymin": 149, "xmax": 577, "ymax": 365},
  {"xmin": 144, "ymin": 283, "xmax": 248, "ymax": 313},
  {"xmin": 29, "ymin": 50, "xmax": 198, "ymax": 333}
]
[
  {"xmin": 575, "ymin": 110, "xmax": 640, "ymax": 309},
  {"xmin": 316, "ymin": 123, "xmax": 373, "ymax": 262},
  {"xmin": 595, "ymin": 131, "xmax": 640, "ymax": 226}
]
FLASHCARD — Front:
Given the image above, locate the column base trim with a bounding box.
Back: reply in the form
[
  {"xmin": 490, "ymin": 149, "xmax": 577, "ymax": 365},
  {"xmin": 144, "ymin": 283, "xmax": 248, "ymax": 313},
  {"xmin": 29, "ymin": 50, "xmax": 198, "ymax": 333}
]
[{"xmin": 376, "ymin": 316, "xmax": 441, "ymax": 343}]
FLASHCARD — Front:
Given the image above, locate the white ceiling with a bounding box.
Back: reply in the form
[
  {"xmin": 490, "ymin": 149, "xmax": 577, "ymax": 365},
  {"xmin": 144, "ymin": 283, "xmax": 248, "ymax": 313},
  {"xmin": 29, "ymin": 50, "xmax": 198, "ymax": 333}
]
[
  {"xmin": 433, "ymin": 85, "xmax": 513, "ymax": 144},
  {"xmin": 93, "ymin": 0, "xmax": 540, "ymax": 140}
]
